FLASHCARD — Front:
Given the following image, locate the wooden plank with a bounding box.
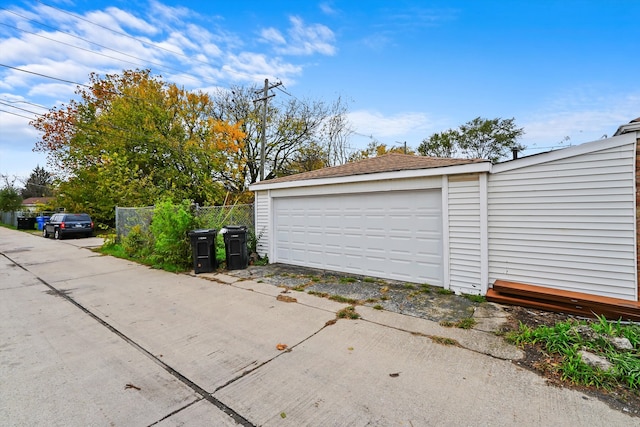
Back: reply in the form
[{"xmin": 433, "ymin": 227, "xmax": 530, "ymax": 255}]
[
  {"xmin": 493, "ymin": 280, "xmax": 640, "ymax": 310},
  {"xmin": 487, "ymin": 292, "xmax": 640, "ymax": 321},
  {"xmin": 487, "ymin": 284, "xmax": 640, "ymax": 321}
]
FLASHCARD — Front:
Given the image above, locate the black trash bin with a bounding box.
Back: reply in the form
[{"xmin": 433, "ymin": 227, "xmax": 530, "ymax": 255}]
[
  {"xmin": 223, "ymin": 226, "xmax": 248, "ymax": 270},
  {"xmin": 188, "ymin": 229, "xmax": 217, "ymax": 274},
  {"xmin": 17, "ymin": 217, "xmax": 36, "ymax": 230}
]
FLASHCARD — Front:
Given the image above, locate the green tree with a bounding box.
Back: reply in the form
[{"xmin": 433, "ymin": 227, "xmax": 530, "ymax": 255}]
[
  {"xmin": 21, "ymin": 165, "xmax": 53, "ymax": 198},
  {"xmin": 416, "ymin": 130, "xmax": 458, "ymax": 158},
  {"xmin": 287, "ymin": 142, "xmax": 327, "ymax": 174},
  {"xmin": 31, "ymin": 69, "xmax": 245, "ymax": 225},
  {"xmin": 418, "ymin": 117, "xmax": 525, "ymax": 163},
  {"xmin": 0, "ymin": 186, "xmax": 23, "ymax": 212},
  {"xmin": 349, "ymin": 140, "xmax": 415, "ymax": 161}
]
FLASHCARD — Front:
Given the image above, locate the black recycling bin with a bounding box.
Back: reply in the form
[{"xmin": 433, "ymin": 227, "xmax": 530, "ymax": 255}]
[
  {"xmin": 188, "ymin": 229, "xmax": 217, "ymax": 274},
  {"xmin": 223, "ymin": 225, "xmax": 248, "ymax": 270}
]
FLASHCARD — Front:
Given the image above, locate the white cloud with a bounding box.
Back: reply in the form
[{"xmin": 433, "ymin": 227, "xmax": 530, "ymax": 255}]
[
  {"xmin": 520, "ymin": 91, "xmax": 640, "ymax": 152},
  {"xmin": 223, "ymin": 52, "xmax": 302, "ymax": 84},
  {"xmin": 105, "ymin": 7, "xmax": 158, "ymax": 35},
  {"xmin": 148, "ymin": 0, "xmax": 193, "ymax": 27},
  {"xmin": 319, "ymin": 2, "xmax": 339, "ymax": 16},
  {"xmin": 348, "ymin": 110, "xmax": 437, "ymax": 139},
  {"xmin": 262, "ymin": 16, "xmax": 336, "ymax": 56},
  {"xmin": 260, "ymin": 28, "xmax": 286, "ymax": 45}
]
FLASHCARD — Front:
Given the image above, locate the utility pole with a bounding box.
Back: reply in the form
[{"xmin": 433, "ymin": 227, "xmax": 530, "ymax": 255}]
[{"xmin": 253, "ymin": 78, "xmax": 282, "ymax": 181}]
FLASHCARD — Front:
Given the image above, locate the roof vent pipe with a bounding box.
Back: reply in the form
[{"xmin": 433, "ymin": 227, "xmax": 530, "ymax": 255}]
[{"xmin": 512, "ymin": 148, "xmax": 518, "ymax": 160}]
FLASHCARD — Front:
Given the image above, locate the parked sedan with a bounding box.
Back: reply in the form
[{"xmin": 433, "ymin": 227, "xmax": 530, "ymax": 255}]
[{"xmin": 42, "ymin": 213, "xmax": 94, "ymax": 239}]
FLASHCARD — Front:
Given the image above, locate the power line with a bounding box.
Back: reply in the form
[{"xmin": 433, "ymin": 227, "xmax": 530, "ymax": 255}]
[
  {"xmin": 0, "ymin": 99, "xmax": 49, "ymax": 109},
  {"xmin": 0, "ymin": 14, "xmax": 211, "ymax": 86},
  {"xmin": 0, "ymin": 109, "xmax": 34, "ymax": 120},
  {"xmin": 1, "ymin": 2, "xmax": 300, "ymax": 112},
  {"xmin": 0, "ymin": 100, "xmax": 44, "ymax": 116},
  {"xmin": 32, "ymin": 0, "xmax": 259, "ymax": 83},
  {"xmin": 0, "ymin": 64, "xmax": 179, "ymax": 106},
  {"xmin": 0, "ymin": 63, "xmax": 91, "ymax": 89}
]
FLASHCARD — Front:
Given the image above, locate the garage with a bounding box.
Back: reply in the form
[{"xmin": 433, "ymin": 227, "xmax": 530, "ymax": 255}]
[
  {"xmin": 251, "ymin": 154, "xmax": 491, "ymax": 290},
  {"xmin": 273, "ymin": 189, "xmax": 443, "ymax": 285}
]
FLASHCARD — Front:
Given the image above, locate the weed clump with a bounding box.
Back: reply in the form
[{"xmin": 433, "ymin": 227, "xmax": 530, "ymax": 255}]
[
  {"xmin": 329, "ymin": 294, "xmax": 358, "ymax": 304},
  {"xmin": 337, "ymin": 306, "xmax": 360, "ymax": 319},
  {"xmin": 507, "ymin": 315, "xmax": 640, "ymax": 391}
]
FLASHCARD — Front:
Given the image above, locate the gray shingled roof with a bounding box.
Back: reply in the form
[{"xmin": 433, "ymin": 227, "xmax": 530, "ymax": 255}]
[{"xmin": 256, "ymin": 153, "xmax": 489, "ymax": 185}]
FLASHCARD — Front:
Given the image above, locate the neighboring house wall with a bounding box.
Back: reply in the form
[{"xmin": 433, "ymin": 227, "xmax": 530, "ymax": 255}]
[
  {"xmin": 254, "ymin": 190, "xmax": 270, "ymax": 258},
  {"xmin": 636, "ymin": 136, "xmax": 640, "ymax": 299},
  {"xmin": 488, "ymin": 135, "xmax": 637, "ymax": 300},
  {"xmin": 447, "ymin": 173, "xmax": 484, "ymax": 295}
]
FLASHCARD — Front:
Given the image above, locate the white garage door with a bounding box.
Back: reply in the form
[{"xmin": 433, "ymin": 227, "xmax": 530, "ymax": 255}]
[{"xmin": 274, "ymin": 190, "xmax": 443, "ymax": 285}]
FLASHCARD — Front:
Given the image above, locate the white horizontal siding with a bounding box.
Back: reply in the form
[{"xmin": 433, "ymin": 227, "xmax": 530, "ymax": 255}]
[
  {"xmin": 488, "ymin": 142, "xmax": 637, "ymax": 300},
  {"xmin": 448, "ymin": 175, "xmax": 482, "ymax": 295},
  {"xmin": 254, "ymin": 190, "xmax": 270, "ymax": 259}
]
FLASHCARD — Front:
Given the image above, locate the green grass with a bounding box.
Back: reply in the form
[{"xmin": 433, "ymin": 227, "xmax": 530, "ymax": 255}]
[
  {"xmin": 404, "ymin": 283, "xmax": 417, "ymax": 290},
  {"xmin": 373, "ymin": 304, "xmax": 384, "ymax": 310},
  {"xmin": 437, "ymin": 288, "xmax": 454, "ymax": 295},
  {"xmin": 455, "ymin": 317, "xmax": 477, "ymax": 329},
  {"xmin": 430, "ymin": 336, "xmax": 459, "ymax": 346},
  {"xmin": 329, "ymin": 294, "xmax": 358, "ymax": 304},
  {"xmin": 420, "ymin": 284, "xmax": 432, "ymax": 294},
  {"xmin": 307, "ymin": 290, "xmax": 329, "ymax": 298},
  {"xmin": 253, "ymin": 256, "xmax": 269, "ymax": 266},
  {"xmin": 506, "ymin": 315, "xmax": 640, "ymax": 391},
  {"xmin": 439, "ymin": 318, "xmax": 476, "ymax": 329},
  {"xmin": 339, "ymin": 277, "xmax": 357, "ymax": 284},
  {"xmin": 98, "ymin": 242, "xmax": 189, "ymax": 272},
  {"xmin": 336, "ymin": 306, "xmax": 360, "ymax": 319},
  {"xmin": 363, "ymin": 277, "xmax": 376, "ymax": 283},
  {"xmin": 463, "ymin": 294, "xmax": 486, "ymax": 303}
]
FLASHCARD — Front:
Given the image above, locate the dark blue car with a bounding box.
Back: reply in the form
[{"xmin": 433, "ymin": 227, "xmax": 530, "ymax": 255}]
[{"xmin": 42, "ymin": 213, "xmax": 94, "ymax": 239}]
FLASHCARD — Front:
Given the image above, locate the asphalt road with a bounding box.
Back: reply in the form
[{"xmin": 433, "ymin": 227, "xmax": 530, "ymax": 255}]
[{"xmin": 1, "ymin": 227, "xmax": 637, "ymax": 426}]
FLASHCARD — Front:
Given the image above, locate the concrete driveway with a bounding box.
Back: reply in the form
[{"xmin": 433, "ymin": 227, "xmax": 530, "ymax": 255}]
[{"xmin": 0, "ymin": 227, "xmax": 636, "ymax": 426}]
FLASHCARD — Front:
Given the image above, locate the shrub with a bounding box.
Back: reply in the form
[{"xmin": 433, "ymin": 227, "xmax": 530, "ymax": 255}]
[
  {"xmin": 150, "ymin": 198, "xmax": 196, "ymax": 269},
  {"xmin": 122, "ymin": 224, "xmax": 152, "ymax": 258}
]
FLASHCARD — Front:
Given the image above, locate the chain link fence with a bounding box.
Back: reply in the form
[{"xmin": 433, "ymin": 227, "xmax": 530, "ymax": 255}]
[
  {"xmin": 115, "ymin": 206, "xmax": 155, "ymax": 242},
  {"xmin": 115, "ymin": 204, "xmax": 254, "ymax": 242}
]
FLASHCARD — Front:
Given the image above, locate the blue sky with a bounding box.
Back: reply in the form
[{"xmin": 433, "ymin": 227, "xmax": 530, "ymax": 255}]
[{"xmin": 1, "ymin": 0, "xmax": 639, "ymax": 181}]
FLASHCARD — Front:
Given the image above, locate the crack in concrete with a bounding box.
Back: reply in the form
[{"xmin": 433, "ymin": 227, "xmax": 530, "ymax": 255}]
[{"xmin": 2, "ymin": 253, "xmax": 256, "ymax": 427}]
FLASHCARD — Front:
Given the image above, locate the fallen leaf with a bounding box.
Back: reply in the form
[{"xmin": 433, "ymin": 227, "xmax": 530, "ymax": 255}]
[
  {"xmin": 280, "ymin": 412, "xmax": 287, "ymax": 418},
  {"xmin": 276, "ymin": 294, "xmax": 297, "ymax": 303},
  {"xmin": 276, "ymin": 343, "xmax": 288, "ymax": 351},
  {"xmin": 325, "ymin": 319, "xmax": 337, "ymax": 326},
  {"xmin": 124, "ymin": 383, "xmax": 141, "ymax": 390},
  {"xmin": 389, "ymin": 372, "xmax": 400, "ymax": 378}
]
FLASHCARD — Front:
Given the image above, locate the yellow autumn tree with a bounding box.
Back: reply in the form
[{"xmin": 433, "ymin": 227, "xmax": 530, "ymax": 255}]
[{"xmin": 32, "ymin": 69, "xmax": 245, "ymax": 225}]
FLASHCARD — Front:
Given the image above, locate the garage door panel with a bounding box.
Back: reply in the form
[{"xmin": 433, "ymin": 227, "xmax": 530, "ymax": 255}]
[{"xmin": 274, "ymin": 190, "xmax": 443, "ymax": 285}]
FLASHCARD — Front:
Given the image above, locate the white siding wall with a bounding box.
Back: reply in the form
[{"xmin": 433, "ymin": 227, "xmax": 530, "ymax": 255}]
[
  {"xmin": 448, "ymin": 174, "xmax": 483, "ymax": 295},
  {"xmin": 254, "ymin": 190, "xmax": 270, "ymax": 258},
  {"xmin": 488, "ymin": 142, "xmax": 637, "ymax": 300}
]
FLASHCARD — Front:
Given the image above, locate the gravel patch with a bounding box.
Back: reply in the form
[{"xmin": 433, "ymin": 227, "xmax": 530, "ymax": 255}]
[{"xmin": 227, "ymin": 263, "xmax": 482, "ymax": 323}]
